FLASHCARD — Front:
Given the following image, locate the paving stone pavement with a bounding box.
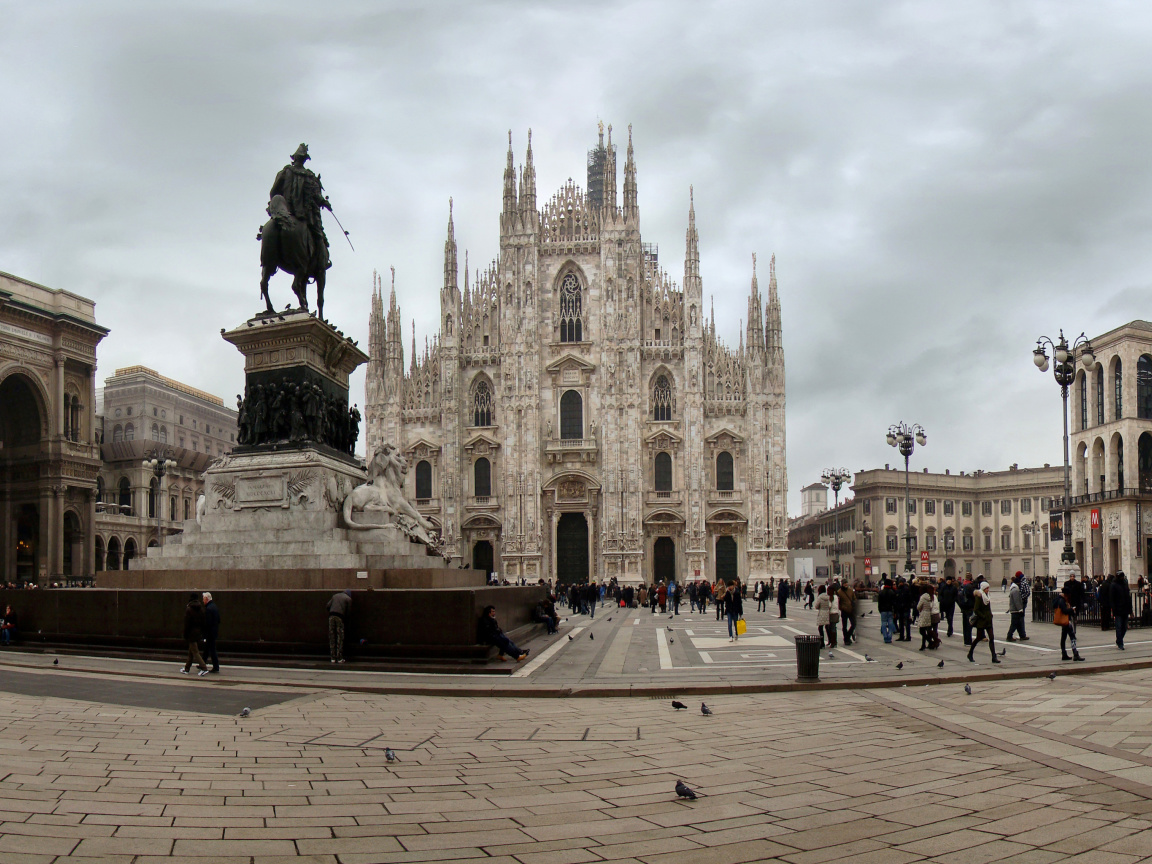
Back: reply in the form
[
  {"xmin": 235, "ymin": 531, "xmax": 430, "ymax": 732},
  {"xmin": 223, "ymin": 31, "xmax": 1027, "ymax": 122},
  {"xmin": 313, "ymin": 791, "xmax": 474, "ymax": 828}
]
[{"xmin": 3, "ymin": 661, "xmax": 1152, "ymax": 862}]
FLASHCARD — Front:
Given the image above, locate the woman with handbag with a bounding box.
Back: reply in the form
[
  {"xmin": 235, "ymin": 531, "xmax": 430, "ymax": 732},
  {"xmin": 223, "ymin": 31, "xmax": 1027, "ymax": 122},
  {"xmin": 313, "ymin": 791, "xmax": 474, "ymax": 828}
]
[
  {"xmin": 1054, "ymin": 587, "xmax": 1084, "ymax": 661},
  {"xmin": 814, "ymin": 585, "xmax": 831, "ymax": 648},
  {"xmin": 916, "ymin": 583, "xmax": 936, "ymax": 651},
  {"xmin": 967, "ymin": 581, "xmax": 1001, "ymax": 664},
  {"xmin": 727, "ymin": 580, "xmax": 744, "ymax": 642}
]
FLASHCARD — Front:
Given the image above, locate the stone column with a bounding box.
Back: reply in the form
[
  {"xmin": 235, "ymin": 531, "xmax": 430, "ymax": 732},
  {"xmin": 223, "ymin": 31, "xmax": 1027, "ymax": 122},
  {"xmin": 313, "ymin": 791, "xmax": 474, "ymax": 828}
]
[
  {"xmin": 550, "ymin": 508, "xmax": 558, "ymax": 580},
  {"xmin": 54, "ymin": 352, "xmax": 65, "ymax": 439},
  {"xmin": 85, "ymin": 489, "xmax": 96, "ymax": 577},
  {"xmin": 39, "ymin": 487, "xmax": 53, "ymax": 583},
  {"xmin": 89, "ymin": 365, "xmax": 98, "ymax": 446}
]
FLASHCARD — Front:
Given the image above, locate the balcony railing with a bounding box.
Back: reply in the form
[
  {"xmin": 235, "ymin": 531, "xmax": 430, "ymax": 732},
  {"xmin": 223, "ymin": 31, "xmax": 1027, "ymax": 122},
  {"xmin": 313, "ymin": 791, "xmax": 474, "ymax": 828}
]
[{"xmin": 1052, "ymin": 487, "xmax": 1152, "ymax": 508}]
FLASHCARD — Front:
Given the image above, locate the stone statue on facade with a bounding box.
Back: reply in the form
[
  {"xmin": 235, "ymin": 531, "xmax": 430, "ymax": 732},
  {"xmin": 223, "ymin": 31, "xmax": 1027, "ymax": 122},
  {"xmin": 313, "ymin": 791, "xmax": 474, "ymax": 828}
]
[
  {"xmin": 258, "ymin": 143, "xmax": 334, "ymax": 320},
  {"xmin": 342, "ymin": 443, "xmax": 443, "ymax": 554}
]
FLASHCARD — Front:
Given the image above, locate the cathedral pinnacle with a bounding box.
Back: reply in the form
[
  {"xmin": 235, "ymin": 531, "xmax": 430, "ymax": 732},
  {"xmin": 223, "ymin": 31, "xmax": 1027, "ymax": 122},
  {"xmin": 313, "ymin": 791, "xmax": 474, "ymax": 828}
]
[
  {"xmin": 623, "ymin": 123, "xmax": 638, "ymax": 222},
  {"xmin": 443, "ymin": 198, "xmax": 458, "ymax": 294},
  {"xmin": 503, "ymin": 130, "xmax": 517, "ymax": 215}
]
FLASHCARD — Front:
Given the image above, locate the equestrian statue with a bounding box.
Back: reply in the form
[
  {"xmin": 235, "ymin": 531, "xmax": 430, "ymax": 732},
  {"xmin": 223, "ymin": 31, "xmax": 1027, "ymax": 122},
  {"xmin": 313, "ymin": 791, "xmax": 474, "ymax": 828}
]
[{"xmin": 258, "ymin": 143, "xmax": 350, "ymax": 321}]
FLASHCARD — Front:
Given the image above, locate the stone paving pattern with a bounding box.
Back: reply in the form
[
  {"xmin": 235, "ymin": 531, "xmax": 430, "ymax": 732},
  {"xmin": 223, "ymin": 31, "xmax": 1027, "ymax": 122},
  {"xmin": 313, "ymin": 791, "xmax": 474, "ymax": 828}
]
[{"xmin": 3, "ymin": 662, "xmax": 1152, "ymax": 863}]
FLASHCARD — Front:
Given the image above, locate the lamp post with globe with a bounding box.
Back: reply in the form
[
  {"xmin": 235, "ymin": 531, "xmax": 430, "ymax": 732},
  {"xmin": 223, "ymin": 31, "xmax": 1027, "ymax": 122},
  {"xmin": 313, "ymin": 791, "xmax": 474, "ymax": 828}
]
[
  {"xmin": 887, "ymin": 423, "xmax": 926, "ymax": 578},
  {"xmin": 821, "ymin": 468, "xmax": 852, "ymax": 579},
  {"xmin": 142, "ymin": 451, "xmax": 178, "ymax": 548},
  {"xmin": 1032, "ymin": 330, "xmax": 1095, "ymax": 576}
]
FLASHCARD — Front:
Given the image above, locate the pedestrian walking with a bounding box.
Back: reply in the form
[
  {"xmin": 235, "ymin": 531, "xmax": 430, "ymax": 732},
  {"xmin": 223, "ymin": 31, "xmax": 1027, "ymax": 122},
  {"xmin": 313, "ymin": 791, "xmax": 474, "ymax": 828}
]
[
  {"xmin": 1112, "ymin": 572, "xmax": 1131, "ymax": 650},
  {"xmin": 877, "ymin": 577, "xmax": 895, "ymax": 643},
  {"xmin": 937, "ymin": 574, "xmax": 957, "ymax": 637},
  {"xmin": 327, "ymin": 588, "xmax": 352, "ymax": 664},
  {"xmin": 916, "ymin": 584, "xmax": 935, "ymax": 651},
  {"xmin": 967, "ymin": 581, "xmax": 1001, "ymax": 664},
  {"xmin": 958, "ymin": 573, "xmax": 976, "ymax": 645},
  {"xmin": 202, "ymin": 592, "xmax": 221, "ymax": 673},
  {"xmin": 814, "ymin": 586, "xmax": 833, "ymax": 648},
  {"xmin": 777, "ymin": 579, "xmax": 788, "ymax": 618},
  {"xmin": 180, "ymin": 592, "xmax": 209, "ymax": 676},
  {"xmin": 837, "ymin": 581, "xmax": 857, "ymax": 645},
  {"xmin": 1054, "ymin": 586, "xmax": 1083, "ymax": 661},
  {"xmin": 727, "ymin": 580, "xmax": 744, "ymax": 641},
  {"xmin": 1005, "ymin": 573, "xmax": 1028, "ymax": 642}
]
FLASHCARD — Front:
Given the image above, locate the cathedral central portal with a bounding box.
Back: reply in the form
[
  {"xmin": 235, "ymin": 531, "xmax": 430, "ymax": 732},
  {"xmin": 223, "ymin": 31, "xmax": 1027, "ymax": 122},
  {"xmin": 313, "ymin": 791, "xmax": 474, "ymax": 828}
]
[{"xmin": 364, "ymin": 125, "xmax": 788, "ymax": 585}]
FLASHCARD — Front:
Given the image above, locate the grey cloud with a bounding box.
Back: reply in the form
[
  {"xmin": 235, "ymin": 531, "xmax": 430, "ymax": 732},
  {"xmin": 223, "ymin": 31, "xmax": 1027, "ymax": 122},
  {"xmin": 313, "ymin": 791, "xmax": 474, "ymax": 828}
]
[{"xmin": 4, "ymin": 1, "xmax": 1152, "ymax": 512}]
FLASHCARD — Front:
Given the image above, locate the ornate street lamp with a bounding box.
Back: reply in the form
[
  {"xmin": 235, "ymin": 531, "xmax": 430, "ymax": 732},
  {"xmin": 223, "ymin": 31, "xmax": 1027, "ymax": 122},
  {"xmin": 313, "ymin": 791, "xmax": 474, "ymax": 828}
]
[
  {"xmin": 1032, "ymin": 330, "xmax": 1094, "ymax": 574},
  {"xmin": 887, "ymin": 423, "xmax": 926, "ymax": 577},
  {"xmin": 142, "ymin": 450, "xmax": 177, "ymax": 548},
  {"xmin": 821, "ymin": 468, "xmax": 852, "ymax": 578}
]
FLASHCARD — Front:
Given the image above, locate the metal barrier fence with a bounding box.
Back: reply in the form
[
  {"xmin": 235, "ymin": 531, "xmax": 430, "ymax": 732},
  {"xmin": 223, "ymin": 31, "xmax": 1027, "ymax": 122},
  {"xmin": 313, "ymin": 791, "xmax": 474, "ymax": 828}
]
[{"xmin": 1032, "ymin": 588, "xmax": 1151, "ymax": 627}]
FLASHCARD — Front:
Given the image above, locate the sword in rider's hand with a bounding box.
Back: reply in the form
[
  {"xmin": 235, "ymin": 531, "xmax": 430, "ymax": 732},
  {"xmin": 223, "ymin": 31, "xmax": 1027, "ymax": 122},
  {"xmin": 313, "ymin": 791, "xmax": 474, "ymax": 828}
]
[{"xmin": 323, "ymin": 196, "xmax": 355, "ymax": 252}]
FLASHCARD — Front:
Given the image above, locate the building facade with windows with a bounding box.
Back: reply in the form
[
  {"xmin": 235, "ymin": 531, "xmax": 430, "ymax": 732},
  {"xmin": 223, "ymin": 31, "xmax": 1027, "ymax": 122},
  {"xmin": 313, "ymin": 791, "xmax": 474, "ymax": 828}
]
[
  {"xmin": 365, "ymin": 127, "xmax": 789, "ymax": 585},
  {"xmin": 1067, "ymin": 320, "xmax": 1152, "ymax": 580},
  {"xmin": 0, "ymin": 271, "xmax": 107, "ymax": 583},
  {"xmin": 845, "ymin": 464, "xmax": 1064, "ymax": 584},
  {"xmin": 93, "ymin": 366, "xmax": 237, "ymax": 572}
]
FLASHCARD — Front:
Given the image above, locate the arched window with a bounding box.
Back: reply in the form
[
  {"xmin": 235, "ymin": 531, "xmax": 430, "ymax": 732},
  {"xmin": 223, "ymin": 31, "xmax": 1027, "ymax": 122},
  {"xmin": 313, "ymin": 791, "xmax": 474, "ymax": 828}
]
[
  {"xmin": 652, "ymin": 375, "xmax": 672, "ymax": 421},
  {"xmin": 1096, "ymin": 367, "xmax": 1104, "ymax": 425},
  {"xmin": 151, "ymin": 423, "xmax": 160, "ymax": 442},
  {"xmin": 1114, "ymin": 357, "xmax": 1123, "ymax": 420},
  {"xmin": 148, "ymin": 478, "xmax": 157, "ymax": 519},
  {"xmin": 560, "ymin": 390, "xmax": 583, "ymax": 440},
  {"xmin": 170, "ymin": 495, "xmax": 177, "ymax": 520},
  {"xmin": 118, "ymin": 477, "xmax": 132, "ymax": 513},
  {"xmin": 125, "ymin": 423, "xmax": 135, "ymax": 441},
  {"xmin": 1141, "ymin": 432, "xmax": 1152, "ymax": 493},
  {"xmin": 415, "ymin": 460, "xmax": 432, "ymax": 500},
  {"xmin": 113, "ymin": 424, "xmax": 124, "ymax": 443},
  {"xmin": 474, "ymin": 457, "xmax": 491, "ymax": 497},
  {"xmin": 654, "ymin": 451, "xmax": 672, "ymax": 492},
  {"xmin": 559, "ymin": 273, "xmax": 582, "ymax": 343},
  {"xmin": 96, "ymin": 476, "xmax": 105, "ymax": 504},
  {"xmin": 1139, "ymin": 355, "xmax": 1152, "ymax": 419},
  {"xmin": 1079, "ymin": 372, "xmax": 1088, "ymax": 429},
  {"xmin": 160, "ymin": 426, "xmax": 168, "ymax": 444},
  {"xmin": 473, "ymin": 379, "xmax": 493, "ymax": 427},
  {"xmin": 717, "ymin": 451, "xmax": 734, "ymax": 491}
]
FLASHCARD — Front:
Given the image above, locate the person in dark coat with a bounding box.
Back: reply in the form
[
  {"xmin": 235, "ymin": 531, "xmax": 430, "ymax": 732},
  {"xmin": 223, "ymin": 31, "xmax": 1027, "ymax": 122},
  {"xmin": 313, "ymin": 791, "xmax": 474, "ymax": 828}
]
[
  {"xmin": 0, "ymin": 605, "xmax": 18, "ymax": 646},
  {"xmin": 777, "ymin": 578, "xmax": 788, "ymax": 618},
  {"xmin": 894, "ymin": 578, "xmax": 913, "ymax": 642},
  {"xmin": 201, "ymin": 592, "xmax": 221, "ymax": 673},
  {"xmin": 937, "ymin": 575, "xmax": 958, "ymax": 637},
  {"xmin": 1112, "ymin": 572, "xmax": 1131, "ymax": 650},
  {"xmin": 181, "ymin": 593, "xmax": 209, "ymax": 675},
  {"xmin": 477, "ymin": 605, "xmax": 528, "ymax": 661},
  {"xmin": 1100, "ymin": 574, "xmax": 1114, "ymax": 631}
]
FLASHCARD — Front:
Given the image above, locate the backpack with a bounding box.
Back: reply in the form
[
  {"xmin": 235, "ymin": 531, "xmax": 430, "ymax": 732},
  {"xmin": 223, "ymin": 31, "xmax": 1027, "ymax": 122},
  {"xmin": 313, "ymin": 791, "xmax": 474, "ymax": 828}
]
[{"xmin": 959, "ymin": 582, "xmax": 975, "ymax": 610}]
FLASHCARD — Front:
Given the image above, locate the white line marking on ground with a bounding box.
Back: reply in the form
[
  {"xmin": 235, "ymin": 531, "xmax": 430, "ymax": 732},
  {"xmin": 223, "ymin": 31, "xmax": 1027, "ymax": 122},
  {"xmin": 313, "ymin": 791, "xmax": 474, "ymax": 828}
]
[
  {"xmin": 699, "ymin": 651, "xmax": 713, "ymax": 664},
  {"xmin": 781, "ymin": 625, "xmax": 807, "ymax": 635},
  {"xmin": 633, "ymin": 618, "xmax": 640, "ymax": 626},
  {"xmin": 836, "ymin": 646, "xmax": 867, "ymax": 661},
  {"xmin": 656, "ymin": 628, "xmax": 673, "ymax": 669},
  {"xmin": 511, "ymin": 627, "xmax": 584, "ymax": 677},
  {"xmin": 1005, "ymin": 642, "xmax": 1057, "ymax": 652}
]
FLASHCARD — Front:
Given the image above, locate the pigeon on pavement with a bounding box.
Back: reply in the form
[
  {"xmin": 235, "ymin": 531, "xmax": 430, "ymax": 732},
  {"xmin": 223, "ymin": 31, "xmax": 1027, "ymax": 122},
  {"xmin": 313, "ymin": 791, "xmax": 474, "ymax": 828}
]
[
  {"xmin": 999, "ymin": 648, "xmax": 1006, "ymax": 656},
  {"xmin": 964, "ymin": 684, "xmax": 972, "ymax": 695},
  {"xmin": 865, "ymin": 655, "xmax": 875, "ymax": 662},
  {"xmin": 52, "ymin": 659, "xmax": 59, "ymax": 666},
  {"xmin": 672, "ymin": 701, "xmax": 687, "ymax": 710},
  {"xmin": 701, "ymin": 703, "xmax": 713, "ymax": 716},
  {"xmin": 568, "ymin": 635, "xmax": 574, "ymax": 641},
  {"xmin": 239, "ymin": 707, "xmax": 251, "ymax": 717},
  {"xmin": 1048, "ymin": 672, "xmax": 1057, "ymax": 680},
  {"xmin": 938, "ymin": 660, "xmax": 945, "ymax": 668},
  {"xmin": 896, "ymin": 662, "xmax": 904, "ymax": 670},
  {"xmin": 385, "ymin": 748, "xmax": 398, "ymax": 762},
  {"xmin": 675, "ymin": 780, "xmax": 698, "ymax": 800},
  {"xmin": 607, "ymin": 617, "xmax": 613, "ymax": 622},
  {"xmin": 590, "ymin": 633, "xmax": 594, "ymax": 641},
  {"xmin": 827, "ymin": 654, "xmax": 834, "ymax": 659}
]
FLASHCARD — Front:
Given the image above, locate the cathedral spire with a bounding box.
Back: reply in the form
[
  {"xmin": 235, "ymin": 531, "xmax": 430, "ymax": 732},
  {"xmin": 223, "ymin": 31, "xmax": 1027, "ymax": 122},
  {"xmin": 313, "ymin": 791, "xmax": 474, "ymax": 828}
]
[
  {"xmin": 411, "ymin": 320, "xmax": 417, "ymax": 373},
  {"xmin": 603, "ymin": 123, "xmax": 617, "ymax": 212},
  {"xmin": 443, "ymin": 197, "xmax": 458, "ymax": 294},
  {"xmin": 766, "ymin": 253, "xmax": 782, "ymax": 357},
  {"xmin": 521, "ymin": 128, "xmax": 536, "ymax": 214},
  {"xmin": 746, "ymin": 252, "xmax": 764, "ymax": 352},
  {"xmin": 684, "ymin": 185, "xmax": 700, "ymax": 286},
  {"xmin": 623, "ymin": 123, "xmax": 638, "ymax": 222},
  {"xmin": 502, "ymin": 130, "xmax": 517, "ymax": 216}
]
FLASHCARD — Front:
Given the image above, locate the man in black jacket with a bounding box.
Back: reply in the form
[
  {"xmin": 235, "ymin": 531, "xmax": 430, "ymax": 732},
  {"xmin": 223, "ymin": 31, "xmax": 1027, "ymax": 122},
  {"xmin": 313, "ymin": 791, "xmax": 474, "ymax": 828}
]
[
  {"xmin": 937, "ymin": 575, "xmax": 958, "ymax": 637},
  {"xmin": 201, "ymin": 592, "xmax": 221, "ymax": 673},
  {"xmin": 477, "ymin": 605, "xmax": 529, "ymax": 661},
  {"xmin": 877, "ymin": 579, "xmax": 895, "ymax": 643},
  {"xmin": 1112, "ymin": 572, "xmax": 1131, "ymax": 650},
  {"xmin": 181, "ymin": 593, "xmax": 209, "ymax": 676},
  {"xmin": 1063, "ymin": 573, "xmax": 1085, "ymax": 622},
  {"xmin": 957, "ymin": 574, "xmax": 976, "ymax": 645},
  {"xmin": 894, "ymin": 578, "xmax": 912, "ymax": 642}
]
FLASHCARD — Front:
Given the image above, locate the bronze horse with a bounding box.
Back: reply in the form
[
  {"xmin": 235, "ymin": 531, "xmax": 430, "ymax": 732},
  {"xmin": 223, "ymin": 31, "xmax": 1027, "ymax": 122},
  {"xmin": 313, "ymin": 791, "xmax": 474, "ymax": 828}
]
[{"xmin": 258, "ymin": 195, "xmax": 326, "ymax": 320}]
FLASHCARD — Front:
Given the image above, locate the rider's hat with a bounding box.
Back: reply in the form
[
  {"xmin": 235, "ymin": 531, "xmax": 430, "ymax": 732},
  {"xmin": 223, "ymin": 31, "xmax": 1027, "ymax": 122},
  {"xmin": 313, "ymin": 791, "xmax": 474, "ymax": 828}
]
[{"xmin": 292, "ymin": 143, "xmax": 310, "ymax": 161}]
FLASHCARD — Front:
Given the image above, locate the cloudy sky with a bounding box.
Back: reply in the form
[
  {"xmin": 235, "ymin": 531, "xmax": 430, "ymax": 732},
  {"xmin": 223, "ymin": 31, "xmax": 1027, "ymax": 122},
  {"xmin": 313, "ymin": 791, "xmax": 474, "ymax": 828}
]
[{"xmin": 4, "ymin": 1, "xmax": 1152, "ymax": 514}]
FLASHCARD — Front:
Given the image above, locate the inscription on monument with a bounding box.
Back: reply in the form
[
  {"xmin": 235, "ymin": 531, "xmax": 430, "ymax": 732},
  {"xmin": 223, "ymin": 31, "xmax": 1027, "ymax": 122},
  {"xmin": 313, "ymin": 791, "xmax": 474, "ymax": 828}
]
[{"xmin": 236, "ymin": 475, "xmax": 287, "ymax": 508}]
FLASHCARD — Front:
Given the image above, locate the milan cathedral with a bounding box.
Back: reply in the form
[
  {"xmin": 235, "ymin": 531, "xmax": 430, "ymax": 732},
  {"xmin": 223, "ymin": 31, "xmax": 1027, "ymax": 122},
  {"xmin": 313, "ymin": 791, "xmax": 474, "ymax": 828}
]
[{"xmin": 365, "ymin": 125, "xmax": 787, "ymax": 585}]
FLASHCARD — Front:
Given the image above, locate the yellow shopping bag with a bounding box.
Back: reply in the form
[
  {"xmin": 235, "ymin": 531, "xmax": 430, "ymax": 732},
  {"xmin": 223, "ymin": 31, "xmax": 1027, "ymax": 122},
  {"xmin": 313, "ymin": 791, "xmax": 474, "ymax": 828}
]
[{"xmin": 736, "ymin": 618, "xmax": 747, "ymax": 635}]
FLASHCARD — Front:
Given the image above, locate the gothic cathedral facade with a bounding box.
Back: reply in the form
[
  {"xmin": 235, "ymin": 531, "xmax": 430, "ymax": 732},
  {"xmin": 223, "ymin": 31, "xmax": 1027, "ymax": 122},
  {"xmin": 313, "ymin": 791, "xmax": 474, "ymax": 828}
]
[{"xmin": 365, "ymin": 126, "xmax": 788, "ymax": 585}]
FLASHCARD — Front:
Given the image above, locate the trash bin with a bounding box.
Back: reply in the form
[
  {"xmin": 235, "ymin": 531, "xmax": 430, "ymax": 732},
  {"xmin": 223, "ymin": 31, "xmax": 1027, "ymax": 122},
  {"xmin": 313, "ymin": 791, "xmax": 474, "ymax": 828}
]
[{"xmin": 795, "ymin": 634, "xmax": 821, "ymax": 682}]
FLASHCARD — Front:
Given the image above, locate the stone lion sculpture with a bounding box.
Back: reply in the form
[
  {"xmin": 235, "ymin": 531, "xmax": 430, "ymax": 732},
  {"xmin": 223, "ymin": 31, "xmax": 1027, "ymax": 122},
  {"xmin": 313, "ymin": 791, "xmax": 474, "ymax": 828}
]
[{"xmin": 342, "ymin": 442, "xmax": 442, "ymax": 552}]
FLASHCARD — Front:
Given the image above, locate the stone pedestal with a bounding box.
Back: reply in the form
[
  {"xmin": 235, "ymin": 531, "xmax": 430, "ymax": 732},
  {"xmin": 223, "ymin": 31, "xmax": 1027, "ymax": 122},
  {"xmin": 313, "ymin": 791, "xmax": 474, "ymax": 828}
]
[{"xmin": 118, "ymin": 312, "xmax": 478, "ymax": 590}]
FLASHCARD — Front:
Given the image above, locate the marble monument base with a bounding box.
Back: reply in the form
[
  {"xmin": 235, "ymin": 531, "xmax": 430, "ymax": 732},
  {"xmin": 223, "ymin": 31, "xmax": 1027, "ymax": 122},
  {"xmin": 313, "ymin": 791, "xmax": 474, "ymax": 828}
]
[{"xmin": 108, "ymin": 446, "xmax": 479, "ymax": 589}]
